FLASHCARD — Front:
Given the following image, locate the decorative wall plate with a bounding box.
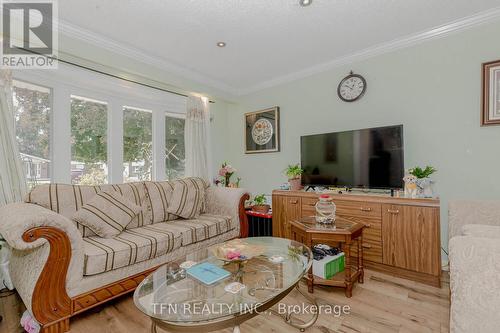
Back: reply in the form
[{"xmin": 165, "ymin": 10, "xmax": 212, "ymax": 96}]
[{"xmin": 251, "ymin": 118, "xmax": 274, "ymax": 145}]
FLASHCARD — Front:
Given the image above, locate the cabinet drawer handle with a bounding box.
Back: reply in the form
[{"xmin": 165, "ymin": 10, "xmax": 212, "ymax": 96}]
[
  {"xmin": 365, "ymin": 223, "xmax": 371, "ymax": 228},
  {"xmin": 362, "ymin": 244, "xmax": 372, "ymax": 249},
  {"xmin": 387, "ymin": 209, "xmax": 400, "ymax": 214},
  {"xmin": 290, "ymin": 200, "xmax": 298, "ymax": 204},
  {"xmin": 360, "ymin": 207, "xmax": 372, "ymax": 212}
]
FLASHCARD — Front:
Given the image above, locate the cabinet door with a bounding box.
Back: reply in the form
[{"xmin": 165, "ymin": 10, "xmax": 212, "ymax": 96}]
[
  {"xmin": 272, "ymin": 196, "xmax": 301, "ymax": 239},
  {"xmin": 284, "ymin": 197, "xmax": 301, "ymax": 239},
  {"xmin": 272, "ymin": 195, "xmax": 286, "ymax": 238},
  {"xmin": 382, "ymin": 204, "xmax": 440, "ymax": 275}
]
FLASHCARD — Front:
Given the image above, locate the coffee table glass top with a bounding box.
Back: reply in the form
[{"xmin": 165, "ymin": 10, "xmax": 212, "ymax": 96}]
[
  {"xmin": 133, "ymin": 237, "xmax": 312, "ymax": 323},
  {"xmin": 293, "ymin": 216, "xmax": 364, "ymax": 234}
]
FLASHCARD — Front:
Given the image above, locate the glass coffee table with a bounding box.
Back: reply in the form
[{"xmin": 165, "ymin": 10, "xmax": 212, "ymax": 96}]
[{"xmin": 134, "ymin": 237, "xmax": 314, "ymax": 333}]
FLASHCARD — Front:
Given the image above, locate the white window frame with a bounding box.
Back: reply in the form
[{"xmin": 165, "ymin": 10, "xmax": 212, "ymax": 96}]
[{"xmin": 13, "ymin": 62, "xmax": 187, "ymax": 183}]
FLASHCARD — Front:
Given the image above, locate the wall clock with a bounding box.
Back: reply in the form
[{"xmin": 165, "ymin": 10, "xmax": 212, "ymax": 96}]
[{"xmin": 337, "ymin": 71, "xmax": 367, "ymax": 102}]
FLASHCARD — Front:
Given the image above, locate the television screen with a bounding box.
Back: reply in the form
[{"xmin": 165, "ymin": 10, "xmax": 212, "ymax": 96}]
[{"xmin": 300, "ymin": 125, "xmax": 404, "ymax": 189}]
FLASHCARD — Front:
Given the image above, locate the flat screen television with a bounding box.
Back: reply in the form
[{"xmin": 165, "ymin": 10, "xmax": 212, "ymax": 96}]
[{"xmin": 300, "ymin": 125, "xmax": 404, "ymax": 189}]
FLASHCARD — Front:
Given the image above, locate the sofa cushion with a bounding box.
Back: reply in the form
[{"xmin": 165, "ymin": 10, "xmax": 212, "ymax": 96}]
[
  {"xmin": 83, "ymin": 222, "xmax": 183, "ymax": 275},
  {"xmin": 25, "ymin": 183, "xmax": 153, "ymax": 237},
  {"xmin": 461, "ymin": 224, "xmax": 500, "ymax": 239},
  {"xmin": 143, "ymin": 181, "xmax": 178, "ymax": 223},
  {"xmin": 167, "ymin": 214, "xmax": 234, "ymax": 246},
  {"xmin": 72, "ymin": 191, "xmax": 142, "ymax": 238},
  {"xmin": 166, "ymin": 178, "xmax": 207, "ymax": 219}
]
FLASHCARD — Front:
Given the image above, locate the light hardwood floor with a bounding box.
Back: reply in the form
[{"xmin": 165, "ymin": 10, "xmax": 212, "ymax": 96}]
[{"xmin": 68, "ymin": 269, "xmax": 450, "ymax": 333}]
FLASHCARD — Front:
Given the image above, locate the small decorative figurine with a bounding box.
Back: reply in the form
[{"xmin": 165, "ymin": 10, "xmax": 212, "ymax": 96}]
[{"xmin": 403, "ymin": 174, "xmax": 418, "ymax": 198}]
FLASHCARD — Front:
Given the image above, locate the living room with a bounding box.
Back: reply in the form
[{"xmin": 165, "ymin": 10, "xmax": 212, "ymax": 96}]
[{"xmin": 0, "ymin": 1, "xmax": 499, "ymax": 333}]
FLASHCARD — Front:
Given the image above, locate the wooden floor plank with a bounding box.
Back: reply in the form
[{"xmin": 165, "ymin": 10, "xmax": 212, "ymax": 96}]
[{"xmin": 69, "ymin": 269, "xmax": 450, "ymax": 333}]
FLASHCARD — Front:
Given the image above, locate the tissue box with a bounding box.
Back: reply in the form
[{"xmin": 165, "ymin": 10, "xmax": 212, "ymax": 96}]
[{"xmin": 313, "ymin": 252, "xmax": 345, "ymax": 279}]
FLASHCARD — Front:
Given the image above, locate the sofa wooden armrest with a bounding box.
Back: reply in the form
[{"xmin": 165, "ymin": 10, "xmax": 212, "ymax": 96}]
[
  {"xmin": 23, "ymin": 227, "xmax": 72, "ymax": 332},
  {"xmin": 0, "ymin": 203, "xmax": 83, "ymax": 332}
]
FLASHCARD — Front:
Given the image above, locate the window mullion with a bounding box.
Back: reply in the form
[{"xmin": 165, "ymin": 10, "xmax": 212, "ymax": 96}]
[
  {"xmin": 108, "ymin": 99, "xmax": 123, "ymax": 183},
  {"xmin": 153, "ymin": 109, "xmax": 166, "ymax": 181},
  {"xmin": 52, "ymin": 85, "xmax": 71, "ymax": 183}
]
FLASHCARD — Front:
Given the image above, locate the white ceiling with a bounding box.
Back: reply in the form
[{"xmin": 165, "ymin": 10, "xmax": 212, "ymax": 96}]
[{"xmin": 59, "ymin": 0, "xmax": 500, "ymax": 96}]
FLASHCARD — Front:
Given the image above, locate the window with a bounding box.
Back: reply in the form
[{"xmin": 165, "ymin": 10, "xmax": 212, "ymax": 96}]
[
  {"xmin": 13, "ymin": 63, "xmax": 187, "ymax": 184},
  {"xmin": 165, "ymin": 115, "xmax": 185, "ymax": 180},
  {"xmin": 13, "ymin": 80, "xmax": 52, "ymax": 189},
  {"xmin": 123, "ymin": 107, "xmax": 152, "ymax": 182},
  {"xmin": 70, "ymin": 96, "xmax": 108, "ymax": 185}
]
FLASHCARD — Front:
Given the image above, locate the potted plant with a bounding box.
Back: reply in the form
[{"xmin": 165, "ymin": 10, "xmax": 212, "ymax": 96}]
[
  {"xmin": 252, "ymin": 194, "xmax": 270, "ymax": 214},
  {"xmin": 285, "ymin": 164, "xmax": 304, "ymax": 191},
  {"xmin": 408, "ymin": 166, "xmax": 437, "ymax": 198}
]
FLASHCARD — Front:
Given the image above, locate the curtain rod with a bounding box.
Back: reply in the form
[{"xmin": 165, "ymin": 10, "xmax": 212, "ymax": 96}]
[{"xmin": 18, "ymin": 48, "xmax": 215, "ymax": 103}]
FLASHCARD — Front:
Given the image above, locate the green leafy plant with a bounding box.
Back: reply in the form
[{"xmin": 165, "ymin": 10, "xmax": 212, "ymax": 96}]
[
  {"xmin": 253, "ymin": 194, "xmax": 267, "ymax": 206},
  {"xmin": 284, "ymin": 164, "xmax": 304, "ymax": 179},
  {"xmin": 409, "ymin": 166, "xmax": 437, "ymax": 179}
]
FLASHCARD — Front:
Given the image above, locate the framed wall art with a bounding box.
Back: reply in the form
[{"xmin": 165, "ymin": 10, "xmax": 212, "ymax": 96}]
[
  {"xmin": 482, "ymin": 59, "xmax": 500, "ymax": 126},
  {"xmin": 245, "ymin": 106, "xmax": 280, "ymax": 154}
]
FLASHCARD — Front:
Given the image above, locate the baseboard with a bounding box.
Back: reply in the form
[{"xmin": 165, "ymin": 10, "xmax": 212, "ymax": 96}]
[{"xmin": 364, "ymin": 261, "xmax": 441, "ymax": 288}]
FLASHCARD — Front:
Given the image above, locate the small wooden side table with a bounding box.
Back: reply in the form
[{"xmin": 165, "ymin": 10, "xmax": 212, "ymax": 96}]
[{"xmin": 290, "ymin": 216, "xmax": 364, "ymax": 297}]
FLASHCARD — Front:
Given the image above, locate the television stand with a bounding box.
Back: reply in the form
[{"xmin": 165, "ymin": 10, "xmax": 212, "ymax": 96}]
[{"xmin": 272, "ymin": 189, "xmax": 441, "ymax": 287}]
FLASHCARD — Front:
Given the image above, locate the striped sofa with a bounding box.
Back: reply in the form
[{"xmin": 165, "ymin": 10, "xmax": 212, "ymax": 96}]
[{"xmin": 0, "ymin": 179, "xmax": 249, "ymax": 333}]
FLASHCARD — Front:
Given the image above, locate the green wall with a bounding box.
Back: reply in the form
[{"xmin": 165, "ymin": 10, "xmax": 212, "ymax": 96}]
[{"xmin": 225, "ymin": 19, "xmax": 500, "ymax": 256}]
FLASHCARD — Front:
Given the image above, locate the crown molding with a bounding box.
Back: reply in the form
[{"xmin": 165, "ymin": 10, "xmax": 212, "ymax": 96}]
[
  {"xmin": 57, "ymin": 7, "xmax": 500, "ymax": 98},
  {"xmin": 238, "ymin": 7, "xmax": 500, "ymax": 96},
  {"xmin": 57, "ymin": 20, "xmax": 239, "ymax": 97}
]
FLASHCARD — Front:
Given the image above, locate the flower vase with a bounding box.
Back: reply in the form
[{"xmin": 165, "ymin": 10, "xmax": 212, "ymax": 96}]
[{"xmin": 225, "ymin": 174, "xmax": 231, "ymax": 187}]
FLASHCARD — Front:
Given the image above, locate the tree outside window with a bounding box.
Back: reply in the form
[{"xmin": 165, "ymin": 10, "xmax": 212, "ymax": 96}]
[
  {"xmin": 70, "ymin": 96, "xmax": 108, "ymax": 185},
  {"xmin": 123, "ymin": 107, "xmax": 153, "ymax": 182}
]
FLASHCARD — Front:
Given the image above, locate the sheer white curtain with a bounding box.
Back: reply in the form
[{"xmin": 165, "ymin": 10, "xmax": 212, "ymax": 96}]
[
  {"xmin": 0, "ymin": 70, "xmax": 27, "ymax": 205},
  {"xmin": 184, "ymin": 95, "xmax": 212, "ymax": 181}
]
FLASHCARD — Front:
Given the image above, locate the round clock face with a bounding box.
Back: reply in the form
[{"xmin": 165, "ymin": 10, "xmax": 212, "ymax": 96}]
[
  {"xmin": 252, "ymin": 118, "xmax": 273, "ymax": 145},
  {"xmin": 337, "ymin": 74, "xmax": 366, "ymax": 102}
]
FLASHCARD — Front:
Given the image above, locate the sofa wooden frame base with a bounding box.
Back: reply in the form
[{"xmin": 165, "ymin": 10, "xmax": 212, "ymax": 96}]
[{"xmin": 23, "ymin": 194, "xmax": 249, "ymax": 333}]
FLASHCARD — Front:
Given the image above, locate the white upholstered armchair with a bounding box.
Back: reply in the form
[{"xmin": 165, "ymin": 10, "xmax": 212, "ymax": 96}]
[{"xmin": 448, "ymin": 200, "xmax": 500, "ymax": 333}]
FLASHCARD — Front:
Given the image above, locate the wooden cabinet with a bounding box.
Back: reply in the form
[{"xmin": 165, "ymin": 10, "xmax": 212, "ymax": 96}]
[
  {"xmin": 272, "ymin": 190, "xmax": 441, "ymax": 287},
  {"xmin": 272, "ymin": 195, "xmax": 301, "ymax": 239},
  {"xmin": 382, "ymin": 204, "xmax": 440, "ymax": 276}
]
